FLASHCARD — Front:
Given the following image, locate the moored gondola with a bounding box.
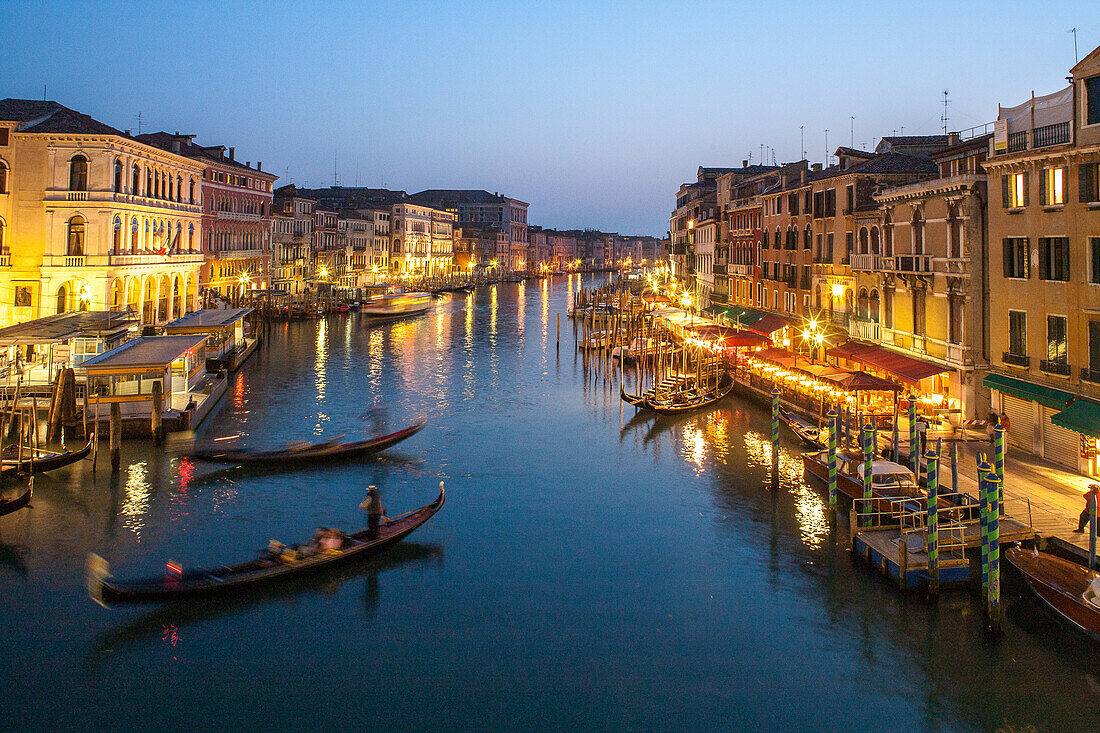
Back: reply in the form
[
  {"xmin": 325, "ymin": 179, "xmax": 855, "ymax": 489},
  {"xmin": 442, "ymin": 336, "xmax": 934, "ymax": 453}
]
[
  {"xmin": 0, "ymin": 481, "xmax": 32, "ymax": 517},
  {"xmin": 778, "ymin": 407, "xmax": 826, "ymax": 449},
  {"xmin": 2, "ymin": 438, "xmax": 93, "ymax": 476},
  {"xmin": 87, "ymin": 483, "xmax": 446, "ymax": 604},
  {"xmin": 185, "ymin": 421, "xmax": 425, "ymax": 465},
  {"xmin": 643, "ymin": 375, "xmax": 734, "ymax": 415}
]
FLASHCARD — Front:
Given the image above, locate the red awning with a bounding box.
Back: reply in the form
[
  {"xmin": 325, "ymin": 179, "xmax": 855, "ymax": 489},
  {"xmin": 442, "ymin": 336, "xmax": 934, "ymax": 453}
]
[
  {"xmin": 719, "ymin": 331, "xmax": 771, "ymax": 348},
  {"xmin": 826, "ymin": 341, "xmax": 947, "ymax": 385},
  {"xmin": 744, "ymin": 313, "xmax": 795, "ymax": 336},
  {"xmin": 751, "ymin": 347, "xmax": 797, "ymax": 367},
  {"xmin": 823, "ymin": 370, "xmax": 902, "ymax": 392}
]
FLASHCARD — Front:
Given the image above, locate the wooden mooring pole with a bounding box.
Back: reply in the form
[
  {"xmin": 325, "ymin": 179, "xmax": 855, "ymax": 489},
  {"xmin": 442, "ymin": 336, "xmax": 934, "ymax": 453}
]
[{"xmin": 110, "ymin": 402, "xmax": 121, "ymax": 473}]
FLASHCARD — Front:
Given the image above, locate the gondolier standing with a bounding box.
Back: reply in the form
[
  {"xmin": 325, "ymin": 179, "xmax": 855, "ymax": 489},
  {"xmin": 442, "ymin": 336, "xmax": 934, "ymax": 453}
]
[
  {"xmin": 1074, "ymin": 483, "xmax": 1100, "ymax": 533},
  {"xmin": 361, "ymin": 485, "xmax": 386, "ymax": 538}
]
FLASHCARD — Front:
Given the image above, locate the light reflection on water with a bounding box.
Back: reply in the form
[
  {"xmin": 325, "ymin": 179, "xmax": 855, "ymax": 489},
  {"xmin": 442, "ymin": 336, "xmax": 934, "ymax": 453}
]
[{"xmin": 2, "ymin": 275, "xmax": 1098, "ymax": 733}]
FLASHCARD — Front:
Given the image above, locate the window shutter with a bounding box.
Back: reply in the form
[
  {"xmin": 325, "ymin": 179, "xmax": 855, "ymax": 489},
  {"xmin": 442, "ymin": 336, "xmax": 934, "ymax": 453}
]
[
  {"xmin": 1001, "ymin": 175, "xmax": 1010, "ymax": 208},
  {"xmin": 1022, "ymin": 172, "xmax": 1030, "ymax": 206},
  {"xmin": 1038, "ymin": 238, "xmax": 1049, "ymax": 279},
  {"xmin": 1082, "ymin": 163, "xmax": 1097, "ymax": 203},
  {"xmin": 1003, "ymin": 239, "xmax": 1013, "ymax": 277},
  {"xmin": 1039, "ymin": 169, "xmax": 1046, "ymax": 205}
]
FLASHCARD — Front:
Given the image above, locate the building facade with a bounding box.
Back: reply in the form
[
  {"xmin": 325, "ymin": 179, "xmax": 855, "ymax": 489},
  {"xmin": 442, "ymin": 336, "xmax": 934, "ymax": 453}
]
[
  {"xmin": 983, "ymin": 46, "xmax": 1100, "ymax": 474},
  {"xmin": 271, "ymin": 185, "xmax": 315, "ymax": 293},
  {"xmin": 410, "ymin": 190, "xmax": 528, "ymax": 272},
  {"xmin": 0, "ymin": 100, "xmax": 204, "ymax": 328}
]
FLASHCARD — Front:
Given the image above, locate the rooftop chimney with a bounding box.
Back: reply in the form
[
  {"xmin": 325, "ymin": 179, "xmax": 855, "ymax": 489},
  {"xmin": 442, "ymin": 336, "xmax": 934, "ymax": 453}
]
[
  {"xmin": 124, "ymin": 129, "xmax": 131, "ymax": 136},
  {"xmin": 811, "ymin": 163, "xmax": 823, "ymax": 172},
  {"xmin": 257, "ymin": 161, "xmax": 262, "ymax": 171},
  {"xmin": 171, "ymin": 140, "xmax": 181, "ymax": 153},
  {"xmin": 800, "ymin": 169, "xmax": 807, "ymax": 185},
  {"xmin": 229, "ymin": 147, "xmax": 235, "ymax": 161},
  {"xmin": 742, "ymin": 159, "xmax": 748, "ymax": 167}
]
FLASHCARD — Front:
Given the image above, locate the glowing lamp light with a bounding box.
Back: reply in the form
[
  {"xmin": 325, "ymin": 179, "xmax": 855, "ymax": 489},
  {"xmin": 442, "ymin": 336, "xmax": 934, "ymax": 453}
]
[
  {"xmin": 680, "ymin": 293, "xmax": 691, "ymax": 308},
  {"xmin": 831, "ymin": 283, "xmax": 844, "ymax": 297}
]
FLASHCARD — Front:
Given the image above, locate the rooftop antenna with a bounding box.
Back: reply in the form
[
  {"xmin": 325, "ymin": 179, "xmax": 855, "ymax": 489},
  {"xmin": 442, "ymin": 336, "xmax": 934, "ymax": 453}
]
[
  {"xmin": 850, "ymin": 116, "xmax": 855, "ymax": 147},
  {"xmin": 800, "ymin": 125, "xmax": 805, "ymax": 160},
  {"xmin": 1070, "ymin": 27, "xmax": 1079, "ymax": 63},
  {"xmin": 824, "ymin": 129, "xmax": 829, "ymax": 165},
  {"xmin": 135, "ymin": 111, "xmax": 143, "ymax": 135},
  {"xmin": 941, "ymin": 90, "xmax": 950, "ymax": 135},
  {"xmin": 900, "ymin": 125, "xmax": 905, "ymax": 135},
  {"xmin": 333, "ymin": 152, "xmax": 338, "ymax": 187},
  {"xmin": 43, "ymin": 83, "xmax": 47, "ymax": 101},
  {"xmin": 759, "ymin": 144, "xmax": 763, "ymax": 166}
]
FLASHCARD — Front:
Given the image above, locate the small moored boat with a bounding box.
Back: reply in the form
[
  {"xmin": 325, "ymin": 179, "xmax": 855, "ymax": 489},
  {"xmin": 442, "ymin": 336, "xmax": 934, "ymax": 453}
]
[
  {"xmin": 185, "ymin": 421, "xmax": 425, "ymax": 465},
  {"xmin": 778, "ymin": 407, "xmax": 825, "ymax": 449},
  {"xmin": 1007, "ymin": 545, "xmax": 1100, "ymax": 640},
  {"xmin": 87, "ymin": 483, "xmax": 445, "ymax": 604},
  {"xmin": 2, "ymin": 438, "xmax": 93, "ymax": 476},
  {"xmin": 0, "ymin": 481, "xmax": 32, "ymax": 517}
]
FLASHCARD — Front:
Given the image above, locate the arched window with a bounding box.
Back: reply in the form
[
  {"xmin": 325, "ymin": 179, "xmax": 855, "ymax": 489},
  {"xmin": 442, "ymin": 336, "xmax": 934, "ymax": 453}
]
[
  {"xmin": 132, "ymin": 163, "xmax": 140, "ymax": 194},
  {"xmin": 69, "ymin": 154, "xmax": 88, "ymax": 191},
  {"xmin": 67, "ymin": 216, "xmax": 86, "ymax": 256},
  {"xmin": 189, "ymin": 179, "xmax": 195, "ymax": 204},
  {"xmin": 146, "ymin": 169, "xmax": 153, "ymax": 197},
  {"xmin": 114, "ymin": 159, "xmax": 123, "ymax": 193},
  {"xmin": 174, "ymin": 222, "xmax": 181, "ymax": 252},
  {"xmin": 131, "ymin": 217, "xmax": 139, "ymax": 252},
  {"xmin": 176, "ymin": 176, "xmax": 182, "ymax": 202},
  {"xmin": 112, "ymin": 216, "xmax": 122, "ymax": 253},
  {"xmin": 0, "ymin": 159, "xmax": 8, "ymax": 194},
  {"xmin": 56, "ymin": 284, "xmax": 67, "ymax": 314},
  {"xmin": 762, "ymin": 229, "xmax": 769, "ymax": 248},
  {"xmin": 803, "ymin": 224, "xmax": 811, "ymax": 249},
  {"xmin": 912, "ymin": 209, "xmax": 924, "ymax": 254},
  {"xmin": 188, "ymin": 222, "xmax": 194, "ymax": 251},
  {"xmin": 870, "ymin": 227, "xmax": 880, "ymax": 255}
]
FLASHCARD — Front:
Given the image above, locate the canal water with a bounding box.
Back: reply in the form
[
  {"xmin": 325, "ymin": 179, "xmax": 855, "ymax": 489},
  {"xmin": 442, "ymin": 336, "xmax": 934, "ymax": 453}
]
[{"xmin": 1, "ymin": 275, "xmax": 1097, "ymax": 732}]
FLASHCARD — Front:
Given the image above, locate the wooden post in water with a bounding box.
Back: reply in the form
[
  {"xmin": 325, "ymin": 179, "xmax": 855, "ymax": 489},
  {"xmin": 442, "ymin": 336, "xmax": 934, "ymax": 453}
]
[
  {"xmin": 151, "ymin": 381, "xmax": 164, "ymax": 446},
  {"xmin": 556, "ymin": 312, "xmax": 560, "ymax": 351},
  {"xmin": 925, "ymin": 448, "xmax": 940, "ymax": 596},
  {"xmin": 109, "ymin": 402, "xmax": 121, "ymax": 473},
  {"xmin": 951, "ymin": 440, "xmax": 959, "ymax": 495},
  {"xmin": 993, "ymin": 421, "xmax": 1006, "ymax": 512},
  {"xmin": 861, "ymin": 424, "xmax": 874, "ymax": 527},
  {"xmin": 91, "ymin": 399, "xmax": 99, "ymax": 473},
  {"xmin": 1089, "ymin": 493, "xmax": 1097, "ymax": 571},
  {"xmin": 908, "ymin": 400, "xmax": 918, "ymax": 473},
  {"xmin": 977, "ymin": 457, "xmax": 992, "ymax": 607},
  {"xmin": 770, "ymin": 388, "xmax": 780, "ymax": 475},
  {"xmin": 826, "ymin": 409, "xmax": 838, "ymax": 507}
]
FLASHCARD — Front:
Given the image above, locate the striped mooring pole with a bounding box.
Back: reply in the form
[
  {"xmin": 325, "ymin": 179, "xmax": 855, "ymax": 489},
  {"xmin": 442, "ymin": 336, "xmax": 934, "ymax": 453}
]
[
  {"xmin": 977, "ymin": 457, "xmax": 992, "ymax": 605},
  {"xmin": 993, "ymin": 421, "xmax": 1006, "ymax": 513},
  {"xmin": 908, "ymin": 400, "xmax": 918, "ymax": 473},
  {"xmin": 771, "ymin": 388, "xmax": 780, "ymax": 475},
  {"xmin": 892, "ymin": 411, "xmax": 900, "ymax": 461},
  {"xmin": 861, "ymin": 423, "xmax": 874, "ymax": 527},
  {"xmin": 985, "ymin": 468, "xmax": 1002, "ymax": 633},
  {"xmin": 871, "ymin": 419, "xmax": 879, "ymax": 458},
  {"xmin": 926, "ymin": 448, "xmax": 940, "ymax": 595},
  {"xmin": 826, "ymin": 409, "xmax": 838, "ymax": 507}
]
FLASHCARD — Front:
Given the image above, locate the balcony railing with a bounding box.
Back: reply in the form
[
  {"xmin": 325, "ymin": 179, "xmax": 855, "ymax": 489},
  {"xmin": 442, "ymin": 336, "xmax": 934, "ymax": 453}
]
[
  {"xmin": 0, "ymin": 254, "xmax": 9, "ymax": 267},
  {"xmin": 1081, "ymin": 367, "xmax": 1100, "ymax": 384},
  {"xmin": 1034, "ymin": 121, "xmax": 1071, "ymax": 148},
  {"xmin": 1007, "ymin": 131, "xmax": 1028, "ymax": 153},
  {"xmin": 933, "ymin": 257, "xmax": 969, "ymax": 275},
  {"xmin": 891, "ymin": 254, "xmax": 933, "ymax": 273},
  {"xmin": 728, "ymin": 263, "xmax": 753, "ymax": 276},
  {"xmin": 1003, "ymin": 352, "xmax": 1030, "ymax": 367},
  {"xmin": 63, "ymin": 255, "xmax": 85, "ymax": 267},
  {"xmin": 849, "ymin": 254, "xmax": 881, "ymax": 271},
  {"xmin": 67, "ymin": 191, "xmax": 88, "ymax": 201},
  {"xmin": 850, "ymin": 319, "xmax": 880, "ymax": 340},
  {"xmin": 109, "ymin": 253, "xmax": 205, "ymax": 266},
  {"xmin": 1040, "ymin": 359, "xmax": 1071, "ymax": 376},
  {"xmin": 945, "ymin": 342, "xmax": 967, "ymax": 366}
]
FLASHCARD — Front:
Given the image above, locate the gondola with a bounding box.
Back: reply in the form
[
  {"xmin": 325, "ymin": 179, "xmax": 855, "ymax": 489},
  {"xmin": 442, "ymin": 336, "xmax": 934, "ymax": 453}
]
[
  {"xmin": 1, "ymin": 437, "xmax": 93, "ymax": 476},
  {"xmin": 778, "ymin": 407, "xmax": 826, "ymax": 449},
  {"xmin": 87, "ymin": 483, "xmax": 445, "ymax": 604},
  {"xmin": 0, "ymin": 482, "xmax": 32, "ymax": 517},
  {"xmin": 643, "ymin": 375, "xmax": 734, "ymax": 415},
  {"xmin": 1006, "ymin": 545, "xmax": 1100, "ymax": 640},
  {"xmin": 185, "ymin": 421, "xmax": 425, "ymax": 465}
]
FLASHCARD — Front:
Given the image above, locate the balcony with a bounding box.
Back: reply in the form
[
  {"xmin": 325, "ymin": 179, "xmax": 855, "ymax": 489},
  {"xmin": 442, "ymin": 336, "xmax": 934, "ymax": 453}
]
[
  {"xmin": 1008, "ymin": 131, "xmax": 1028, "ymax": 153},
  {"xmin": 109, "ymin": 252, "xmax": 205, "ymax": 266},
  {"xmin": 0, "ymin": 255, "xmax": 9, "ymax": 267},
  {"xmin": 945, "ymin": 342, "xmax": 968, "ymax": 367},
  {"xmin": 728, "ymin": 263, "xmax": 754, "ymax": 277},
  {"xmin": 933, "ymin": 257, "xmax": 969, "ymax": 275},
  {"xmin": 849, "ymin": 319, "xmax": 879, "ymax": 340},
  {"xmin": 1003, "ymin": 352, "xmax": 1030, "ymax": 368},
  {"xmin": 890, "ymin": 254, "xmax": 933, "ymax": 273},
  {"xmin": 1034, "ymin": 121, "xmax": 1071, "ymax": 148},
  {"xmin": 1040, "ymin": 359, "xmax": 1071, "ymax": 376},
  {"xmin": 1081, "ymin": 367, "xmax": 1100, "ymax": 384},
  {"xmin": 849, "ymin": 254, "xmax": 881, "ymax": 271},
  {"xmin": 210, "ymin": 248, "xmax": 266, "ymax": 260},
  {"xmin": 67, "ymin": 191, "xmax": 88, "ymax": 201}
]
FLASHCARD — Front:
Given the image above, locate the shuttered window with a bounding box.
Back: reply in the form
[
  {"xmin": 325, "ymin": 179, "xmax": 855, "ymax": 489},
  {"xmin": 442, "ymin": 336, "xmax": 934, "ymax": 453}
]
[
  {"xmin": 1003, "ymin": 237, "xmax": 1029, "ymax": 278},
  {"xmin": 1080, "ymin": 162, "xmax": 1099, "ymax": 203},
  {"xmin": 1039, "ymin": 237, "xmax": 1070, "ymax": 281}
]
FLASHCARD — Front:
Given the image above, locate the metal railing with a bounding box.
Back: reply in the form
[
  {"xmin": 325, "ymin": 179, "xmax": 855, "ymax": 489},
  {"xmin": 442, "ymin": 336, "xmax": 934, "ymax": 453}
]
[
  {"xmin": 1003, "ymin": 351, "xmax": 1030, "ymax": 367},
  {"xmin": 849, "ymin": 253, "xmax": 881, "ymax": 271},
  {"xmin": 1034, "ymin": 121, "xmax": 1070, "ymax": 148},
  {"xmin": 1040, "ymin": 359, "xmax": 1071, "ymax": 376},
  {"xmin": 1081, "ymin": 367, "xmax": 1100, "ymax": 384},
  {"xmin": 1008, "ymin": 130, "xmax": 1028, "ymax": 153},
  {"xmin": 890, "ymin": 254, "xmax": 933, "ymax": 273}
]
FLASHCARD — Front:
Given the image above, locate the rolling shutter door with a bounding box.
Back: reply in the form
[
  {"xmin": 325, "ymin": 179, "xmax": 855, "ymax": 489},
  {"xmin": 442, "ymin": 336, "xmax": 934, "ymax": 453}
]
[
  {"xmin": 1042, "ymin": 405, "xmax": 1079, "ymax": 470},
  {"xmin": 1001, "ymin": 394, "xmax": 1032, "ymax": 450}
]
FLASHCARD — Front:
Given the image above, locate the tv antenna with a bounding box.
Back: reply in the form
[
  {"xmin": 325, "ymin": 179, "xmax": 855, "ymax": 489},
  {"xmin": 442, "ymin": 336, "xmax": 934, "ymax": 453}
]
[{"xmin": 1070, "ymin": 27, "xmax": 1079, "ymax": 63}]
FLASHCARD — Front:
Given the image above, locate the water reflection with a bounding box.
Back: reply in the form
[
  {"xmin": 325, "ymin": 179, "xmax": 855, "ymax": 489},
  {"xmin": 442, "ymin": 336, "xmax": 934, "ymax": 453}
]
[{"xmin": 121, "ymin": 462, "xmax": 149, "ymax": 538}]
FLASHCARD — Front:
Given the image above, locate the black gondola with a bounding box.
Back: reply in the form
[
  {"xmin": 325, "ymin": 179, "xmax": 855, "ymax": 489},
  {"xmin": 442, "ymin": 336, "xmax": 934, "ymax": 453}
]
[
  {"xmin": 0, "ymin": 482, "xmax": 32, "ymax": 517},
  {"xmin": 87, "ymin": 483, "xmax": 446, "ymax": 604},
  {"xmin": 1, "ymin": 438, "xmax": 93, "ymax": 476},
  {"xmin": 643, "ymin": 375, "xmax": 734, "ymax": 415},
  {"xmin": 185, "ymin": 421, "xmax": 425, "ymax": 465},
  {"xmin": 778, "ymin": 407, "xmax": 826, "ymax": 449}
]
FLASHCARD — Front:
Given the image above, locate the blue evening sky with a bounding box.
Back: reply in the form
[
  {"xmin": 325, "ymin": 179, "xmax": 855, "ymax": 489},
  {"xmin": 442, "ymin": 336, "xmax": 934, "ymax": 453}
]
[{"xmin": 0, "ymin": 1, "xmax": 1092, "ymax": 235}]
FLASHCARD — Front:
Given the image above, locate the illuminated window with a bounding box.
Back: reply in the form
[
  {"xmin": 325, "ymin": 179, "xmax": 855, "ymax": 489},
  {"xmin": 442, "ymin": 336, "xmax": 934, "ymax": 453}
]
[
  {"xmin": 1042, "ymin": 167, "xmax": 1064, "ymax": 205},
  {"xmin": 1003, "ymin": 172, "xmax": 1027, "ymax": 208},
  {"xmin": 69, "ymin": 154, "xmax": 88, "ymax": 191}
]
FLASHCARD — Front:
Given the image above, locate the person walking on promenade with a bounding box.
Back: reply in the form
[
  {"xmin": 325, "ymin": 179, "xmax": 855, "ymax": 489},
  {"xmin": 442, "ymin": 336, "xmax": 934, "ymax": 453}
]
[{"xmin": 1075, "ymin": 483, "xmax": 1100, "ymax": 533}]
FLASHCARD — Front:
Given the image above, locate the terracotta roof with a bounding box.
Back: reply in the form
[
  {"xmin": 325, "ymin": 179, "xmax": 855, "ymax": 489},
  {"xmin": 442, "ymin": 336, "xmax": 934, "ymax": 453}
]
[
  {"xmin": 0, "ymin": 99, "xmax": 124, "ymax": 136},
  {"xmin": 134, "ymin": 132, "xmax": 275, "ymax": 177},
  {"xmin": 410, "ymin": 189, "xmax": 529, "ymax": 207}
]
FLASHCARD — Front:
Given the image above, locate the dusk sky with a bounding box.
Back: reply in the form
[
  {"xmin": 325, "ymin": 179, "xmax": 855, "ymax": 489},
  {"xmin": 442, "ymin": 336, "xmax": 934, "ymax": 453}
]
[{"xmin": 0, "ymin": 1, "xmax": 1092, "ymax": 235}]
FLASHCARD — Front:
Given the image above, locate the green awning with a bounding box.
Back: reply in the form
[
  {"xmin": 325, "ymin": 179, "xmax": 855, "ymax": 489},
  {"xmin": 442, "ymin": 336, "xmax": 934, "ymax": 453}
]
[
  {"xmin": 721, "ymin": 306, "xmax": 766, "ymax": 326},
  {"xmin": 983, "ymin": 373, "xmax": 1074, "ymax": 410},
  {"xmin": 1051, "ymin": 399, "xmax": 1100, "ymax": 438}
]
